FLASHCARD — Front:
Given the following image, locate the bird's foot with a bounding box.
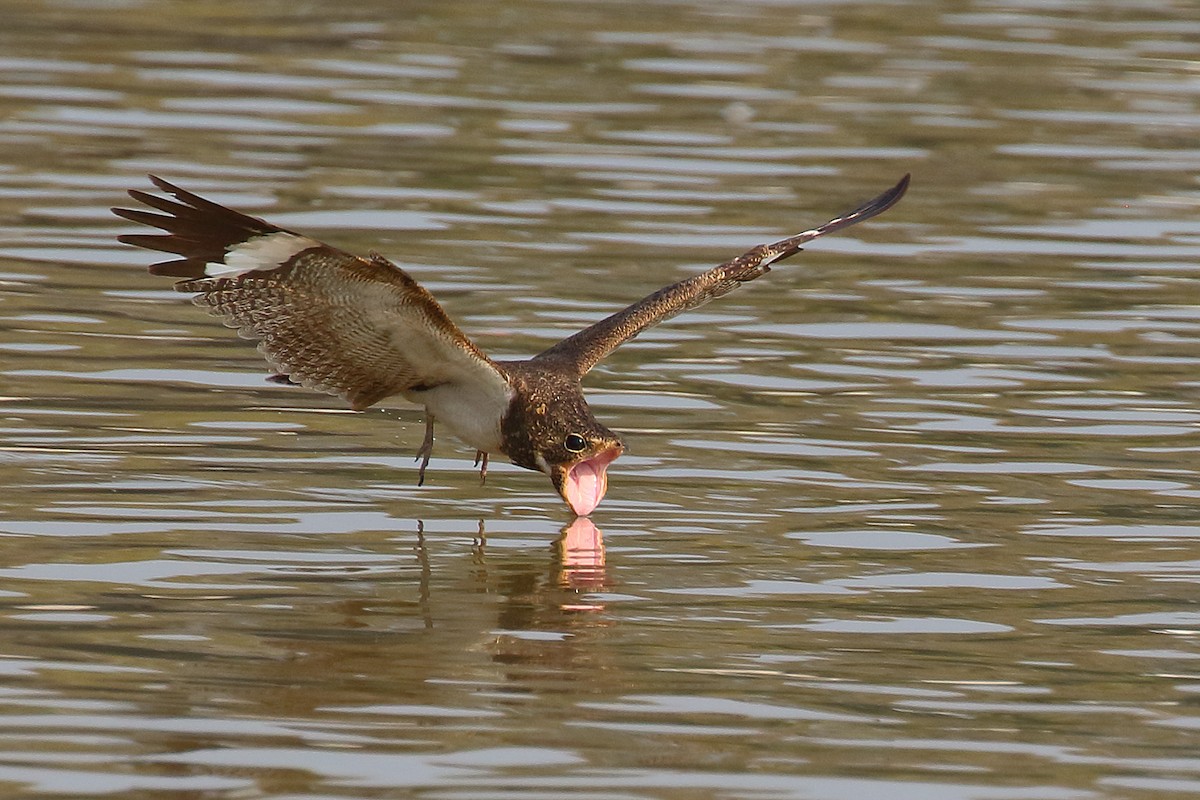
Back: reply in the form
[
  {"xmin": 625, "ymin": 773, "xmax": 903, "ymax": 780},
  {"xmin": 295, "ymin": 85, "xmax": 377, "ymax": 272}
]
[
  {"xmin": 474, "ymin": 450, "xmax": 489, "ymax": 484},
  {"xmin": 415, "ymin": 416, "xmax": 435, "ymax": 486}
]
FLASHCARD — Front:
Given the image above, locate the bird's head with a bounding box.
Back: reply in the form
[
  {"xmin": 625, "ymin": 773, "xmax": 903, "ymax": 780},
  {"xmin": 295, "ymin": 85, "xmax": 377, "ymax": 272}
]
[
  {"xmin": 500, "ymin": 365, "xmax": 624, "ymax": 517},
  {"xmin": 546, "ymin": 431, "xmax": 624, "ymax": 517}
]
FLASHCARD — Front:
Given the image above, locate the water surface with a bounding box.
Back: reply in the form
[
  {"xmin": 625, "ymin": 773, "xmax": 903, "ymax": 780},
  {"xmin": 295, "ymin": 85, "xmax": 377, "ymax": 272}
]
[{"xmin": 2, "ymin": 1, "xmax": 1199, "ymax": 798}]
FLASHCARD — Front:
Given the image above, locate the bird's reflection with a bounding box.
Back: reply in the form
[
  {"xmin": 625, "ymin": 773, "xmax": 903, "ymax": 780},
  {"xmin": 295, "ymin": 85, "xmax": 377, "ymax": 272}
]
[
  {"xmin": 555, "ymin": 516, "xmax": 607, "ymax": 604},
  {"xmin": 116, "ymin": 516, "xmax": 615, "ymax": 723},
  {"xmin": 411, "ymin": 516, "xmax": 608, "ymax": 614}
]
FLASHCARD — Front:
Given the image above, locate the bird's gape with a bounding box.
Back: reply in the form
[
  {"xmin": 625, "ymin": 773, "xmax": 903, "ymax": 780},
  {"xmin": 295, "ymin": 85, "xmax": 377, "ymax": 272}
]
[{"xmin": 562, "ymin": 446, "xmax": 622, "ymax": 516}]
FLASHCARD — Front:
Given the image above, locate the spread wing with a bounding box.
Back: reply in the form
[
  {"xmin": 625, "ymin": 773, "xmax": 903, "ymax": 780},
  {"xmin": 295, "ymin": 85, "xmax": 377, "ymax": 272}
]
[
  {"xmin": 534, "ymin": 174, "xmax": 910, "ymax": 377},
  {"xmin": 112, "ymin": 176, "xmax": 511, "ymax": 411}
]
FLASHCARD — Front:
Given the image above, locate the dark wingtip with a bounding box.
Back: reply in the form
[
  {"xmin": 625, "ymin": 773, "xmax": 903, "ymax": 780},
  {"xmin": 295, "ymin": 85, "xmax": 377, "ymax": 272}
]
[
  {"xmin": 890, "ymin": 172, "xmax": 911, "ymax": 205},
  {"xmin": 147, "ymin": 174, "xmax": 179, "ymax": 195},
  {"xmin": 121, "ymin": 175, "xmax": 169, "ymax": 201},
  {"xmin": 813, "ymin": 172, "xmax": 911, "ymax": 236},
  {"xmin": 860, "ymin": 172, "xmax": 910, "ymax": 219},
  {"xmin": 112, "ymin": 175, "xmax": 289, "ymax": 279}
]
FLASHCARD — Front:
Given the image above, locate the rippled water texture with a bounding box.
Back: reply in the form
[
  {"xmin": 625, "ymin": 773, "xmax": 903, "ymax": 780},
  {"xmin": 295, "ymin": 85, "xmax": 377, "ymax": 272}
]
[{"xmin": 2, "ymin": 1, "xmax": 1200, "ymax": 798}]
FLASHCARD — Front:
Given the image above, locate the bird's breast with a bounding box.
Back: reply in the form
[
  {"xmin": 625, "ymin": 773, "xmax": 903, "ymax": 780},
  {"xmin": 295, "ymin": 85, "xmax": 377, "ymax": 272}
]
[{"xmin": 406, "ymin": 381, "xmax": 513, "ymax": 454}]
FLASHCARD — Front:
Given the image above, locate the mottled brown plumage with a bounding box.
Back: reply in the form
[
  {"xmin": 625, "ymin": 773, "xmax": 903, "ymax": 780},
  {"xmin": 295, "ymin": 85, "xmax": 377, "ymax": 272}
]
[
  {"xmin": 112, "ymin": 174, "xmax": 908, "ymax": 515},
  {"xmin": 178, "ymin": 250, "xmax": 497, "ymax": 411}
]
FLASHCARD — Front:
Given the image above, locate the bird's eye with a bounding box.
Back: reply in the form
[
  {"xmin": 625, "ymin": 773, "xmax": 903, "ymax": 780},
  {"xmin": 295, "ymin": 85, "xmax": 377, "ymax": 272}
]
[{"xmin": 564, "ymin": 433, "xmax": 588, "ymax": 453}]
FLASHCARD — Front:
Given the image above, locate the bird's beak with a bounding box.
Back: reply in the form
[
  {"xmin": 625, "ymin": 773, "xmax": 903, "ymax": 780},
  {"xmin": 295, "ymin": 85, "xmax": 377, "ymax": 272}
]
[{"xmin": 556, "ymin": 446, "xmax": 622, "ymax": 517}]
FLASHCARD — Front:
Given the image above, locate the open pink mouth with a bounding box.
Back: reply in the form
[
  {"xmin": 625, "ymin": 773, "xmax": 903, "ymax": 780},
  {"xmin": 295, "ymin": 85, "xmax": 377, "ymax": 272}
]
[{"xmin": 561, "ymin": 447, "xmax": 621, "ymax": 517}]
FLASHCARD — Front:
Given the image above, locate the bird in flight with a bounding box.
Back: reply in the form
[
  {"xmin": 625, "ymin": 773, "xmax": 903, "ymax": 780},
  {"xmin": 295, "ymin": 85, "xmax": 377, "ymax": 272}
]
[{"xmin": 113, "ymin": 173, "xmax": 908, "ymax": 516}]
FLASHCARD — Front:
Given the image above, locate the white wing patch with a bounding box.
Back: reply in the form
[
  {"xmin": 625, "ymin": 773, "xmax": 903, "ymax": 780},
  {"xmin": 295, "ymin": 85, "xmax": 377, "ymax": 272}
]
[
  {"xmin": 205, "ymin": 232, "xmax": 319, "ymax": 278},
  {"xmin": 758, "ymin": 225, "xmax": 823, "ymax": 268}
]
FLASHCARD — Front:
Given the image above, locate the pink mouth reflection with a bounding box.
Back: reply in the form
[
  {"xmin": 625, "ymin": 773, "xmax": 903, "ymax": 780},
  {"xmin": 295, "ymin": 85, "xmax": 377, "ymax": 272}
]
[{"xmin": 558, "ymin": 517, "xmax": 606, "ymax": 601}]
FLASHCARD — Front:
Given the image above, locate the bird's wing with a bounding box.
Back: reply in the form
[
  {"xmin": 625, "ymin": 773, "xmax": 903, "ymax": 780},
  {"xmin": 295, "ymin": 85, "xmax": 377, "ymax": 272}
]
[
  {"xmin": 533, "ymin": 174, "xmax": 910, "ymax": 377},
  {"xmin": 113, "ymin": 176, "xmax": 511, "ymax": 412}
]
